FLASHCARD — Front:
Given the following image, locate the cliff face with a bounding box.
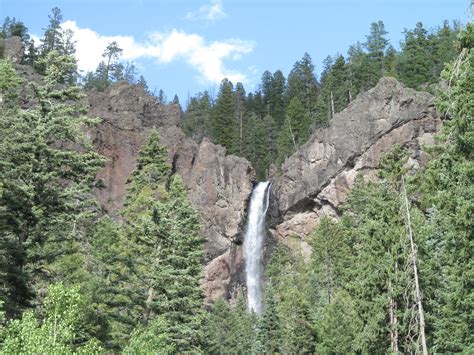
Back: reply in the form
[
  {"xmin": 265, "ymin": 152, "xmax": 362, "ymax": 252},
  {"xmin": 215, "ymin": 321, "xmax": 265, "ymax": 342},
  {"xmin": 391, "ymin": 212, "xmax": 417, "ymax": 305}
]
[
  {"xmin": 87, "ymin": 82, "xmax": 255, "ymax": 302},
  {"xmin": 270, "ymin": 77, "xmax": 441, "ymax": 256}
]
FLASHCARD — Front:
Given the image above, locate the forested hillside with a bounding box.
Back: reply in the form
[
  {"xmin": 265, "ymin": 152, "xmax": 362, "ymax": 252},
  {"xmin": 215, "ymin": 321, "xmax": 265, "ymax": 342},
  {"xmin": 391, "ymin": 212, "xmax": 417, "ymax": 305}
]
[{"xmin": 0, "ymin": 7, "xmax": 472, "ymax": 354}]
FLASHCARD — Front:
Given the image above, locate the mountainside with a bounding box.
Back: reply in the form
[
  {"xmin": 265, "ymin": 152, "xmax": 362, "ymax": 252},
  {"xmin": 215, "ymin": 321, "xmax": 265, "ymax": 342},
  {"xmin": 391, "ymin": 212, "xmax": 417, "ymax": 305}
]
[
  {"xmin": 86, "ymin": 76, "xmax": 441, "ymax": 301},
  {"xmin": 0, "ymin": 33, "xmax": 444, "ymax": 302}
]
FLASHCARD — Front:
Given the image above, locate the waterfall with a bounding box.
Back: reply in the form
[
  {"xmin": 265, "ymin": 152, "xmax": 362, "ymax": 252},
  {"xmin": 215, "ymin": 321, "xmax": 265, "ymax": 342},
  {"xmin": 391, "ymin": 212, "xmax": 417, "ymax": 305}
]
[{"xmin": 244, "ymin": 181, "xmax": 271, "ymax": 315}]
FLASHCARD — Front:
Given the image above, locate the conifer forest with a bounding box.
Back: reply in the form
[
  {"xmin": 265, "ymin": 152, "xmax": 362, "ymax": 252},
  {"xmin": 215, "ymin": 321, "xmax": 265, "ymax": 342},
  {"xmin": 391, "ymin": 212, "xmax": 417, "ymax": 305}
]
[{"xmin": 0, "ymin": 4, "xmax": 472, "ymax": 354}]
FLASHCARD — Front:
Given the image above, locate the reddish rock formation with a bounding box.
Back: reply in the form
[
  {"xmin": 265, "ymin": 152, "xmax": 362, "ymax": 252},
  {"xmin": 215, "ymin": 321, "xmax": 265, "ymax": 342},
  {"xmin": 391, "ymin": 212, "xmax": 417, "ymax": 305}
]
[{"xmin": 87, "ymin": 82, "xmax": 255, "ymax": 302}]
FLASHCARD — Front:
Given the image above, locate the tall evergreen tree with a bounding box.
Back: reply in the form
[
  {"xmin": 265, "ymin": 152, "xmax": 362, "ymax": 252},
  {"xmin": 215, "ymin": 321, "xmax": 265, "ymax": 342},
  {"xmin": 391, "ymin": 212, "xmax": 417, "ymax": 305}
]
[
  {"xmin": 417, "ymin": 23, "xmax": 474, "ymax": 351},
  {"xmin": 285, "ymin": 53, "xmax": 319, "ymax": 120},
  {"xmin": 183, "ymin": 91, "xmax": 212, "ymax": 142},
  {"xmin": 397, "ymin": 22, "xmax": 433, "ymax": 88},
  {"xmin": 364, "ymin": 20, "xmax": 389, "ymax": 87},
  {"xmin": 40, "ymin": 7, "xmax": 63, "ymax": 56},
  {"xmin": 0, "ymin": 53, "xmax": 105, "ymax": 317},
  {"xmin": 316, "ymin": 54, "xmax": 350, "ymax": 124},
  {"xmin": 106, "ymin": 130, "xmax": 204, "ymax": 351},
  {"xmin": 211, "ymin": 78, "xmax": 237, "ymax": 154}
]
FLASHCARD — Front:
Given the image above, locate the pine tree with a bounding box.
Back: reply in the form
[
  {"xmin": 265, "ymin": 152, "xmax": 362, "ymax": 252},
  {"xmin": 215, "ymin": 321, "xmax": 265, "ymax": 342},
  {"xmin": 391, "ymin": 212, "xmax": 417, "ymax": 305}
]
[
  {"xmin": 0, "ymin": 53, "xmax": 105, "ymax": 317},
  {"xmin": 107, "ymin": 131, "xmax": 204, "ymax": 351},
  {"xmin": 397, "ymin": 22, "xmax": 433, "ymax": 88},
  {"xmin": 257, "ymin": 284, "xmax": 282, "ymax": 353},
  {"xmin": 347, "ymin": 42, "xmax": 373, "ymax": 94},
  {"xmin": 271, "ymin": 69, "xmax": 286, "ymax": 128},
  {"xmin": 211, "ymin": 78, "xmax": 237, "ymax": 154},
  {"xmin": 40, "ymin": 7, "xmax": 63, "ymax": 56},
  {"xmin": 183, "ymin": 91, "xmax": 212, "ymax": 142},
  {"xmin": 123, "ymin": 316, "xmax": 175, "ymax": 354},
  {"xmin": 316, "ymin": 54, "xmax": 350, "ymax": 124},
  {"xmin": 285, "ymin": 53, "xmax": 319, "ymax": 119},
  {"xmin": 203, "ymin": 298, "xmax": 234, "ymax": 353},
  {"xmin": 287, "ymin": 96, "xmax": 311, "ymax": 146},
  {"xmin": 417, "ymin": 24, "xmax": 474, "ymax": 352},
  {"xmin": 310, "ymin": 217, "xmax": 350, "ymax": 304},
  {"xmin": 364, "ymin": 20, "xmax": 389, "ymax": 87}
]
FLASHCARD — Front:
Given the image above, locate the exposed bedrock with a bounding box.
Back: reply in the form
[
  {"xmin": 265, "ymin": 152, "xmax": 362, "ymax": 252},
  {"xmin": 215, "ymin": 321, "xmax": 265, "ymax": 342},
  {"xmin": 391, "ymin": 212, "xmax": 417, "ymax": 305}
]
[{"xmin": 270, "ymin": 77, "xmax": 441, "ymax": 256}]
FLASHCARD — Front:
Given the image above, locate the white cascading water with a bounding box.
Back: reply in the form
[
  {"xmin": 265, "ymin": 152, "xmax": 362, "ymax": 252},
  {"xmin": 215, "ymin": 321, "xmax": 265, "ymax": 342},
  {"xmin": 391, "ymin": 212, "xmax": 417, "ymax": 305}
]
[{"xmin": 244, "ymin": 181, "xmax": 271, "ymax": 315}]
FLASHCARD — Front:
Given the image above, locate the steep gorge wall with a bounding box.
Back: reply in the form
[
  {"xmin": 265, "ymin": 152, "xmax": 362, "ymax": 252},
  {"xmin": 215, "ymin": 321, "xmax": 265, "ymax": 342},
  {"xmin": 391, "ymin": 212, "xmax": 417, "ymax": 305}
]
[{"xmin": 270, "ymin": 77, "xmax": 441, "ymax": 256}]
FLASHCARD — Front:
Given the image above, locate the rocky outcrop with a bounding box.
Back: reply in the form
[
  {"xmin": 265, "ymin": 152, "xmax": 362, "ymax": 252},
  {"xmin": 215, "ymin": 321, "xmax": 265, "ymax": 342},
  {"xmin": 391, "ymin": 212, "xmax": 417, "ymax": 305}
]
[
  {"xmin": 1, "ymin": 36, "xmax": 24, "ymax": 63},
  {"xmin": 88, "ymin": 82, "xmax": 255, "ymax": 302},
  {"xmin": 271, "ymin": 77, "xmax": 441, "ymax": 253}
]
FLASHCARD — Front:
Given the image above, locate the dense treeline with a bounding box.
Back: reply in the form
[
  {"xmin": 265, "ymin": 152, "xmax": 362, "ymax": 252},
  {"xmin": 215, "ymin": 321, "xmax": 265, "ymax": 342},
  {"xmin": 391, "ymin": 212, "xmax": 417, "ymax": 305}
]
[
  {"xmin": 183, "ymin": 20, "xmax": 460, "ymax": 179},
  {"xmin": 0, "ymin": 7, "xmax": 472, "ymax": 354}
]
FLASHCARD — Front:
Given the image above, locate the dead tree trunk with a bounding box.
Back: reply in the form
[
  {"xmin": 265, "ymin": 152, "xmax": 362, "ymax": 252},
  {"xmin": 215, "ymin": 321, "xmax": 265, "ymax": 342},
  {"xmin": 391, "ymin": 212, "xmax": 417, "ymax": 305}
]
[
  {"xmin": 388, "ymin": 279, "xmax": 399, "ymax": 353},
  {"xmin": 239, "ymin": 111, "xmax": 243, "ymax": 155},
  {"xmin": 330, "ymin": 91, "xmax": 335, "ymax": 118},
  {"xmin": 288, "ymin": 118, "xmax": 297, "ymax": 151},
  {"xmin": 401, "ymin": 176, "xmax": 428, "ymax": 355}
]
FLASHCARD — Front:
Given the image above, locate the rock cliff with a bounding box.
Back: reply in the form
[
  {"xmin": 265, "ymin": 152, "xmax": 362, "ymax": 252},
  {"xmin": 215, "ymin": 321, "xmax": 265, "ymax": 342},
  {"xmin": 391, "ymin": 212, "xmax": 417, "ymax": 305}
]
[
  {"xmin": 270, "ymin": 77, "xmax": 441, "ymax": 256},
  {"xmin": 87, "ymin": 82, "xmax": 255, "ymax": 302}
]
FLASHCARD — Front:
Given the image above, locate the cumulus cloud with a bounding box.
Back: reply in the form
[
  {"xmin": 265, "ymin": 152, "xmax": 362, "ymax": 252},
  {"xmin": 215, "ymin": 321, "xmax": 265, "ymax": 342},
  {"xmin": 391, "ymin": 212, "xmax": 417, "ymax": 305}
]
[
  {"xmin": 185, "ymin": 0, "xmax": 227, "ymax": 23},
  {"xmin": 60, "ymin": 20, "xmax": 254, "ymax": 84}
]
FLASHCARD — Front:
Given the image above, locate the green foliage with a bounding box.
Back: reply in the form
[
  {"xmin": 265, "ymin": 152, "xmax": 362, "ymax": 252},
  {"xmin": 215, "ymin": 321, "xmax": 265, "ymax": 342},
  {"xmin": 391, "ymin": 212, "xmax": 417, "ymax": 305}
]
[
  {"xmin": 93, "ymin": 131, "xmax": 205, "ymax": 351},
  {"xmin": 397, "ymin": 22, "xmax": 433, "ymax": 88},
  {"xmin": 257, "ymin": 284, "xmax": 282, "ymax": 353},
  {"xmin": 364, "ymin": 20, "xmax": 389, "ymax": 87},
  {"xmin": 181, "ymin": 20, "xmax": 459, "ymax": 180},
  {"xmin": 259, "ymin": 245, "xmax": 317, "ymax": 353},
  {"xmin": 211, "ymin": 78, "xmax": 238, "ymax": 154},
  {"xmin": 123, "ymin": 316, "xmax": 175, "ymax": 354},
  {"xmin": 310, "ymin": 217, "xmax": 351, "ymax": 304},
  {"xmin": 0, "ymin": 60, "xmax": 22, "ymax": 110},
  {"xmin": 313, "ymin": 291, "xmax": 362, "ymax": 354},
  {"xmin": 416, "ymin": 23, "xmax": 474, "ymax": 351},
  {"xmin": 204, "ymin": 296, "xmax": 257, "ymax": 354},
  {"xmin": 183, "ymin": 91, "xmax": 212, "ymax": 142},
  {"xmin": 316, "ymin": 54, "xmax": 350, "ymax": 124},
  {"xmin": 1, "ymin": 283, "xmax": 103, "ymax": 354},
  {"xmin": 285, "ymin": 52, "xmax": 319, "ymax": 119},
  {"xmin": 1, "ymin": 10, "xmax": 471, "ymax": 354}
]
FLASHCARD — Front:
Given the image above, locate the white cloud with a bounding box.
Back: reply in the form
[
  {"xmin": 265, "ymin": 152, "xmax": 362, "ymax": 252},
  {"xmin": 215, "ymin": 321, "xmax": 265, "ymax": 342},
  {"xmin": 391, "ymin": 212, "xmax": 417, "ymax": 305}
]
[
  {"xmin": 185, "ymin": 0, "xmax": 227, "ymax": 23},
  {"xmin": 60, "ymin": 20, "xmax": 254, "ymax": 85}
]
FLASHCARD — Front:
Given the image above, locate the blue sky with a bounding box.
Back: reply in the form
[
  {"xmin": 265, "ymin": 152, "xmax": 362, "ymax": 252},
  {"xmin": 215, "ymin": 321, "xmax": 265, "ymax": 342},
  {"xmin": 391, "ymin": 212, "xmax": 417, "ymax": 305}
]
[{"xmin": 1, "ymin": 0, "xmax": 470, "ymax": 103}]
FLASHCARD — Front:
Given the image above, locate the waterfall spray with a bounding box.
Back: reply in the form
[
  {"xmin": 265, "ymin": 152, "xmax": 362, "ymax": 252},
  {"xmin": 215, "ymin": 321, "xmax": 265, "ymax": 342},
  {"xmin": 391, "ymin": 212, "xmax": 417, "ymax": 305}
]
[{"xmin": 244, "ymin": 181, "xmax": 271, "ymax": 315}]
